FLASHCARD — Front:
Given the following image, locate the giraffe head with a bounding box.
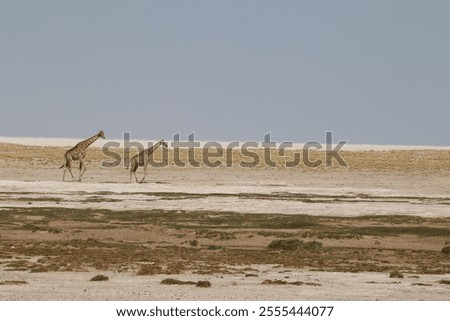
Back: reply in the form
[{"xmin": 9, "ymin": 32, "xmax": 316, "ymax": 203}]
[
  {"xmin": 160, "ymin": 139, "xmax": 168, "ymax": 148},
  {"xmin": 98, "ymin": 130, "xmax": 106, "ymax": 139}
]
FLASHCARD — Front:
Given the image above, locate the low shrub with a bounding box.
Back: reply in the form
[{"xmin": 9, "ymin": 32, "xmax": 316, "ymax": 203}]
[
  {"xmin": 90, "ymin": 274, "xmax": 109, "ymax": 281},
  {"xmin": 389, "ymin": 271, "xmax": 404, "ymax": 278},
  {"xmin": 441, "ymin": 246, "xmax": 450, "ymax": 254},
  {"xmin": 267, "ymin": 239, "xmax": 323, "ymax": 251}
]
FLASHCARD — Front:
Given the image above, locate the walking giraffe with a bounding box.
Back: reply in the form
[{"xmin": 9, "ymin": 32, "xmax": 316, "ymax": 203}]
[
  {"xmin": 128, "ymin": 139, "xmax": 168, "ymax": 183},
  {"xmin": 59, "ymin": 130, "xmax": 106, "ymax": 181}
]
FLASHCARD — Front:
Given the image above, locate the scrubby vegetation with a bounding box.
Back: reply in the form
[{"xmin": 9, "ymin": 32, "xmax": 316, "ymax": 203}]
[
  {"xmin": 1, "ymin": 207, "xmax": 449, "ymax": 276},
  {"xmin": 267, "ymin": 239, "xmax": 323, "ymax": 251},
  {"xmin": 90, "ymin": 275, "xmax": 109, "ymax": 281},
  {"xmin": 389, "ymin": 271, "xmax": 404, "ymax": 278}
]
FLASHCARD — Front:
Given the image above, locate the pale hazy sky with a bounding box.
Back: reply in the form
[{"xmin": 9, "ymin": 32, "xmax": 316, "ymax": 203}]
[{"xmin": 0, "ymin": 1, "xmax": 449, "ymax": 145}]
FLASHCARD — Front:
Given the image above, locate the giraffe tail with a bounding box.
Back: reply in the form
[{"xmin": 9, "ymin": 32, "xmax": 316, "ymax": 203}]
[{"xmin": 59, "ymin": 158, "xmax": 66, "ymax": 169}]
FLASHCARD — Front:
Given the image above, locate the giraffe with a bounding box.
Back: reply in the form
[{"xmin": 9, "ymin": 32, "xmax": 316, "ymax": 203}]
[
  {"xmin": 128, "ymin": 139, "xmax": 168, "ymax": 183},
  {"xmin": 59, "ymin": 130, "xmax": 106, "ymax": 182}
]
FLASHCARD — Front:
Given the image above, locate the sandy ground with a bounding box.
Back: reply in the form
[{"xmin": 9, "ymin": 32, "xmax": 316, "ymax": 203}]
[
  {"xmin": 1, "ymin": 266, "xmax": 449, "ymax": 301},
  {"xmin": 0, "ymin": 138, "xmax": 449, "ymax": 300}
]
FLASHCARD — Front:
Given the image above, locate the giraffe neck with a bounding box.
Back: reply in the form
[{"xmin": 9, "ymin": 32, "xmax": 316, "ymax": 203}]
[
  {"xmin": 77, "ymin": 133, "xmax": 101, "ymax": 150},
  {"xmin": 145, "ymin": 141, "xmax": 162, "ymax": 155}
]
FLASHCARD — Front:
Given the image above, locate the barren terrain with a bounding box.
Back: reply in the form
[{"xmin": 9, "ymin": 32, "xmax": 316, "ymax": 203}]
[{"xmin": 0, "ymin": 139, "xmax": 449, "ymax": 300}]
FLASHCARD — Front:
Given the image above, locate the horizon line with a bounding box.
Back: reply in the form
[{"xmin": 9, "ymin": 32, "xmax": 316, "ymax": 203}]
[{"xmin": 1, "ymin": 136, "xmax": 450, "ymax": 151}]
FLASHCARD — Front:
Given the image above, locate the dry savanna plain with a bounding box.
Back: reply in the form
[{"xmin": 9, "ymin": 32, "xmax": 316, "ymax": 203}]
[{"xmin": 0, "ymin": 139, "xmax": 450, "ymax": 300}]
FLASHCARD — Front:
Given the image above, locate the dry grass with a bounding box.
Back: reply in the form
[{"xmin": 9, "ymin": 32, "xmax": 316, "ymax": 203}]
[
  {"xmin": 1, "ymin": 206, "xmax": 449, "ymax": 276},
  {"xmin": 0, "ymin": 280, "xmax": 28, "ymax": 285},
  {"xmin": 160, "ymin": 278, "xmax": 211, "ymax": 287},
  {"xmin": 389, "ymin": 271, "xmax": 404, "ymax": 278},
  {"xmin": 136, "ymin": 264, "xmax": 163, "ymax": 276},
  {"xmin": 196, "ymin": 230, "xmax": 236, "ymax": 240},
  {"xmin": 1, "ymin": 142, "xmax": 450, "ymax": 277},
  {"xmin": 21, "ymin": 223, "xmax": 62, "ymax": 234},
  {"xmin": 2, "ymin": 142, "xmax": 450, "ymax": 172},
  {"xmin": 262, "ymin": 279, "xmax": 321, "ymax": 286},
  {"xmin": 412, "ymin": 283, "xmax": 433, "ymax": 287},
  {"xmin": 267, "ymin": 239, "xmax": 323, "ymax": 251},
  {"xmin": 160, "ymin": 278, "xmax": 196, "ymax": 285}
]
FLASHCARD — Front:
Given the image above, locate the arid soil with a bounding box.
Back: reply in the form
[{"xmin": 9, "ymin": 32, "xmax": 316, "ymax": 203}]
[{"xmin": 0, "ymin": 141, "xmax": 449, "ymax": 300}]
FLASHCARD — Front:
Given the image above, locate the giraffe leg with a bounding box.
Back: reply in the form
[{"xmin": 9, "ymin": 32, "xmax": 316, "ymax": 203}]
[
  {"xmin": 130, "ymin": 167, "xmax": 139, "ymax": 183},
  {"xmin": 66, "ymin": 161, "xmax": 76, "ymax": 182},
  {"xmin": 139, "ymin": 165, "xmax": 149, "ymax": 183},
  {"xmin": 130, "ymin": 160, "xmax": 140, "ymax": 183},
  {"xmin": 78, "ymin": 159, "xmax": 86, "ymax": 182},
  {"xmin": 62, "ymin": 160, "xmax": 66, "ymax": 181},
  {"xmin": 62, "ymin": 157, "xmax": 70, "ymax": 181}
]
